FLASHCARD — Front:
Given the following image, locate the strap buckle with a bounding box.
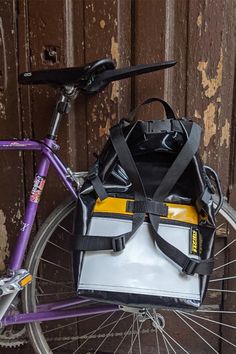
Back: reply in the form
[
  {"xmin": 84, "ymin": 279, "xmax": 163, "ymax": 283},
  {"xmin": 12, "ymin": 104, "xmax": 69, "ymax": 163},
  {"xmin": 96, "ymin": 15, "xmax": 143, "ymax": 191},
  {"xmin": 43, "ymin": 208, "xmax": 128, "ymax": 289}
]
[
  {"xmin": 182, "ymin": 258, "xmax": 200, "ymax": 276},
  {"xmin": 112, "ymin": 235, "xmax": 126, "ymax": 252}
]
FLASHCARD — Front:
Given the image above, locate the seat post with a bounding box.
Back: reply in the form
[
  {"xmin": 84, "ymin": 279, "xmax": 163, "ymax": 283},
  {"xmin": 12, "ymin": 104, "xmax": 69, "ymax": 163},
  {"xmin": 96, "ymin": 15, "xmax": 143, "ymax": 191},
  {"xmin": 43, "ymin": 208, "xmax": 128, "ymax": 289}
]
[{"xmin": 47, "ymin": 85, "xmax": 78, "ymax": 140}]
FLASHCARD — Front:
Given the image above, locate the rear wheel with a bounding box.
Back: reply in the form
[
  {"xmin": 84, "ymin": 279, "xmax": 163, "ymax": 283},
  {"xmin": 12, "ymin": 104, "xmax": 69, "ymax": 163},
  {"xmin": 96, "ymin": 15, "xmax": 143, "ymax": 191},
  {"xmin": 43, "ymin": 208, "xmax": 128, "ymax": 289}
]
[{"xmin": 22, "ymin": 197, "xmax": 236, "ymax": 353}]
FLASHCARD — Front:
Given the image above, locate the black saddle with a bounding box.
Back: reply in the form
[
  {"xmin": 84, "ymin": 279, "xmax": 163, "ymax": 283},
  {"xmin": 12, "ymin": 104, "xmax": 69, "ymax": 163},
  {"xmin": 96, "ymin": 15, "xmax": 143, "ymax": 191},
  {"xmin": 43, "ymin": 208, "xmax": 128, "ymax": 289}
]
[{"xmin": 19, "ymin": 58, "xmax": 176, "ymax": 95}]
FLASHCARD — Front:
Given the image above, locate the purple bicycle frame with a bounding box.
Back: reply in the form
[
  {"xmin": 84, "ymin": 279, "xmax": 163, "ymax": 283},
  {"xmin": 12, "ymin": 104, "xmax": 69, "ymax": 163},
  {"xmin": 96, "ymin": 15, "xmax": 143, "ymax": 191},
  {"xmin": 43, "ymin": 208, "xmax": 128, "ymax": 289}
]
[{"xmin": 0, "ymin": 138, "xmax": 117, "ymax": 327}]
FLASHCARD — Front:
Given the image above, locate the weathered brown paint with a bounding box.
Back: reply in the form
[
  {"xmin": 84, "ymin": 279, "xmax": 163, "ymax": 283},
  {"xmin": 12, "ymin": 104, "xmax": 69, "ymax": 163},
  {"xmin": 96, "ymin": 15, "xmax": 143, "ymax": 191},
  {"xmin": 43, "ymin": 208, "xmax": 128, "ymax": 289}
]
[
  {"xmin": 0, "ymin": 0, "xmax": 235, "ymax": 353},
  {"xmin": 186, "ymin": 0, "xmax": 235, "ymax": 195},
  {"xmin": 0, "ymin": 0, "xmax": 24, "ymax": 273}
]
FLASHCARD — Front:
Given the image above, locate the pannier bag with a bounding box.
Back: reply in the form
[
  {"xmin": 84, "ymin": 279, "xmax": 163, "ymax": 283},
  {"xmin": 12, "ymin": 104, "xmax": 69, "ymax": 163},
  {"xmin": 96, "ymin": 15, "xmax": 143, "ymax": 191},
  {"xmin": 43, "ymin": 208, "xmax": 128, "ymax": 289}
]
[{"xmin": 73, "ymin": 97, "xmax": 223, "ymax": 310}]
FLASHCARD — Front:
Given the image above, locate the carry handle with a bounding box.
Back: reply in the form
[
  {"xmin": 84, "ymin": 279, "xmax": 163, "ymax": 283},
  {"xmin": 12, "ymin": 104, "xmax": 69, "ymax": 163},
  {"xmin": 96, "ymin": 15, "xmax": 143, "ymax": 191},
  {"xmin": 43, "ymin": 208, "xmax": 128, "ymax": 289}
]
[{"xmin": 126, "ymin": 97, "xmax": 176, "ymax": 122}]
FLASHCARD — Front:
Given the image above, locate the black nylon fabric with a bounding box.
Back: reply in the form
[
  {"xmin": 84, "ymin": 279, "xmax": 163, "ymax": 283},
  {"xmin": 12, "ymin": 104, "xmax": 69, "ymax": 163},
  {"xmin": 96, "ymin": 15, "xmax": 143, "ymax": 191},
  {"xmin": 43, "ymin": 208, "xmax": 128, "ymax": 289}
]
[{"xmin": 73, "ymin": 97, "xmax": 219, "ymax": 309}]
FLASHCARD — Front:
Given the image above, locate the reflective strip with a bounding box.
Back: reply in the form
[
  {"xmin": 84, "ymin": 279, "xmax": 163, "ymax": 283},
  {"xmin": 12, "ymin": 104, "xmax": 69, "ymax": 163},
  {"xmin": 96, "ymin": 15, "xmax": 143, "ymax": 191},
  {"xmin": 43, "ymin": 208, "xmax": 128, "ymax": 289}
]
[
  {"xmin": 19, "ymin": 274, "xmax": 32, "ymax": 287},
  {"xmin": 93, "ymin": 197, "xmax": 198, "ymax": 225}
]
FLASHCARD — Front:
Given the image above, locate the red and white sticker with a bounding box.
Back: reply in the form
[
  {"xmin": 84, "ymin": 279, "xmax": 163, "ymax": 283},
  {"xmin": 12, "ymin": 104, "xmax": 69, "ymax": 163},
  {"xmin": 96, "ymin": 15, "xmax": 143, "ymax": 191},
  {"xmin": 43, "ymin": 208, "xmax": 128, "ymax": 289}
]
[{"xmin": 30, "ymin": 175, "xmax": 46, "ymax": 203}]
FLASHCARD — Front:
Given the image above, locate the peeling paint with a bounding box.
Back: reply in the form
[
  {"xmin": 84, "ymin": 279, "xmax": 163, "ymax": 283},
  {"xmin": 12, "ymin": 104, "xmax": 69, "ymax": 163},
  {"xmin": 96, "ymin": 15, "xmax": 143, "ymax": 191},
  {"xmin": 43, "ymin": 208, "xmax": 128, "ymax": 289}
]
[
  {"xmin": 220, "ymin": 119, "xmax": 230, "ymax": 148},
  {"xmin": 111, "ymin": 82, "xmax": 119, "ymax": 102},
  {"xmin": 111, "ymin": 36, "xmax": 119, "ymax": 64},
  {"xmin": 110, "ymin": 36, "xmax": 119, "ymax": 102},
  {"xmin": 99, "ymin": 118, "xmax": 111, "ymax": 137},
  {"xmin": 111, "ymin": 112, "xmax": 116, "ymax": 121},
  {"xmin": 203, "ymin": 103, "xmax": 216, "ymax": 146},
  {"xmin": 196, "ymin": 12, "xmax": 202, "ymax": 36},
  {"xmin": 197, "ymin": 48, "xmax": 223, "ymax": 98},
  {"xmin": 0, "ymin": 209, "xmax": 9, "ymax": 271},
  {"xmin": 91, "ymin": 109, "xmax": 97, "ymax": 123},
  {"xmin": 194, "ymin": 109, "xmax": 201, "ymax": 119},
  {"xmin": 100, "ymin": 20, "xmax": 106, "ymax": 29}
]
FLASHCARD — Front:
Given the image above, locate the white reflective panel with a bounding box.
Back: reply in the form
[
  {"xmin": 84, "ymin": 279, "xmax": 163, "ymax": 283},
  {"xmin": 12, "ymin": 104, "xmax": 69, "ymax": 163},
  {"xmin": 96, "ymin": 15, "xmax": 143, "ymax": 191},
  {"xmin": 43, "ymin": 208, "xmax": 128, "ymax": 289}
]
[{"xmin": 79, "ymin": 217, "xmax": 200, "ymax": 301}]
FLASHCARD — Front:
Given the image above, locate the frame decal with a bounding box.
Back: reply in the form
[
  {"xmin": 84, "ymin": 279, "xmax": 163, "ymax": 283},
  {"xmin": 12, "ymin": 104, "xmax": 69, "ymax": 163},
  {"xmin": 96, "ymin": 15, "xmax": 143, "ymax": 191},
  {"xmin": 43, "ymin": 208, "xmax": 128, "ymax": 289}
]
[{"xmin": 30, "ymin": 174, "xmax": 46, "ymax": 204}]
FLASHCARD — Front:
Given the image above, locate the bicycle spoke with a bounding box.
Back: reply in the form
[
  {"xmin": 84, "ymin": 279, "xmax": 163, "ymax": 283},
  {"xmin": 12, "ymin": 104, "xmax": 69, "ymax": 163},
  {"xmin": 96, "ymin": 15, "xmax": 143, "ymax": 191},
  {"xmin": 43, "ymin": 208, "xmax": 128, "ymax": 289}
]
[
  {"xmin": 210, "ymin": 275, "xmax": 236, "ymax": 282},
  {"xmin": 48, "ymin": 240, "xmax": 71, "ymax": 254},
  {"xmin": 179, "ymin": 310, "xmax": 236, "ymax": 330},
  {"xmin": 40, "ymin": 257, "xmax": 72, "ymax": 273},
  {"xmin": 214, "ymin": 239, "xmax": 236, "ymax": 257},
  {"xmin": 161, "ymin": 331, "xmax": 170, "ymax": 354},
  {"xmin": 198, "ymin": 309, "xmax": 236, "ymax": 314},
  {"xmin": 36, "ymin": 291, "xmax": 75, "ymax": 297},
  {"xmin": 147, "ymin": 310, "xmax": 190, "ymax": 354},
  {"xmin": 72, "ymin": 313, "xmax": 132, "ymax": 354},
  {"xmin": 208, "ymin": 288, "xmax": 236, "ymax": 293},
  {"xmin": 113, "ymin": 319, "xmax": 137, "ymax": 353},
  {"xmin": 174, "ymin": 311, "xmax": 219, "ymax": 354},
  {"xmin": 58, "ymin": 224, "xmax": 73, "ymax": 235},
  {"xmin": 155, "ymin": 328, "xmax": 161, "ymax": 354},
  {"xmin": 136, "ymin": 318, "xmax": 142, "ymax": 354},
  {"xmin": 52, "ymin": 311, "xmax": 117, "ymax": 352},
  {"xmin": 93, "ymin": 311, "xmax": 126, "ymax": 354},
  {"xmin": 162, "ymin": 334, "xmax": 177, "ymax": 354},
  {"xmin": 129, "ymin": 314, "xmax": 136, "ymax": 354},
  {"xmin": 213, "ymin": 258, "xmax": 236, "ymax": 271},
  {"xmin": 178, "ymin": 311, "xmax": 236, "ymax": 349},
  {"xmin": 35, "ymin": 276, "xmax": 73, "ymax": 289},
  {"xmin": 128, "ymin": 318, "xmax": 144, "ymax": 354},
  {"xmin": 43, "ymin": 313, "xmax": 104, "ymax": 334}
]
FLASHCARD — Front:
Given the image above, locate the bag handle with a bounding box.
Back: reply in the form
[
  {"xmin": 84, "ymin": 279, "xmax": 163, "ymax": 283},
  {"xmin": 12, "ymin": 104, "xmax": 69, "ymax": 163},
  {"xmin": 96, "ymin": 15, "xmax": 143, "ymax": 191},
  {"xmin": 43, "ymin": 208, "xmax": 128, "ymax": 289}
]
[{"xmin": 126, "ymin": 97, "xmax": 176, "ymax": 122}]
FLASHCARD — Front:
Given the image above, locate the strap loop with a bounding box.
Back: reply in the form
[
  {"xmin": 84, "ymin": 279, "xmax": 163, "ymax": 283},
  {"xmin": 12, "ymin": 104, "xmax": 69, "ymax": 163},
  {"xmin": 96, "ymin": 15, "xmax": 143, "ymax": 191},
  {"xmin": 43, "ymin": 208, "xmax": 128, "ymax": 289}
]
[
  {"xmin": 126, "ymin": 97, "xmax": 176, "ymax": 122},
  {"xmin": 87, "ymin": 163, "xmax": 108, "ymax": 201}
]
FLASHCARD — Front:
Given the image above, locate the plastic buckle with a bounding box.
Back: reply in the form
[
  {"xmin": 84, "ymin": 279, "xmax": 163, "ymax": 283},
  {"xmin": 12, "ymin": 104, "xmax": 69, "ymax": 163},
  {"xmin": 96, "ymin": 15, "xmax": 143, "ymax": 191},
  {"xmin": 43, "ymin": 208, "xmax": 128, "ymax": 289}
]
[
  {"xmin": 182, "ymin": 259, "xmax": 200, "ymax": 276},
  {"xmin": 112, "ymin": 236, "xmax": 126, "ymax": 252}
]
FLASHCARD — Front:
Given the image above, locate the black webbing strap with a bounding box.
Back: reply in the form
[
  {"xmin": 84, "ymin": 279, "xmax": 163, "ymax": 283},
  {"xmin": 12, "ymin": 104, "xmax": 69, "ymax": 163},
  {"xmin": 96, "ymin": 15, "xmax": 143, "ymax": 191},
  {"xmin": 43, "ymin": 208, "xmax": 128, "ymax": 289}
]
[
  {"xmin": 148, "ymin": 122, "xmax": 214, "ymax": 275},
  {"xmin": 75, "ymin": 213, "xmax": 145, "ymax": 252},
  {"xmin": 126, "ymin": 200, "xmax": 168, "ymax": 216},
  {"xmin": 87, "ymin": 163, "xmax": 108, "ymax": 201},
  {"xmin": 126, "ymin": 97, "xmax": 176, "ymax": 122},
  {"xmin": 76, "ymin": 122, "xmax": 147, "ymax": 252}
]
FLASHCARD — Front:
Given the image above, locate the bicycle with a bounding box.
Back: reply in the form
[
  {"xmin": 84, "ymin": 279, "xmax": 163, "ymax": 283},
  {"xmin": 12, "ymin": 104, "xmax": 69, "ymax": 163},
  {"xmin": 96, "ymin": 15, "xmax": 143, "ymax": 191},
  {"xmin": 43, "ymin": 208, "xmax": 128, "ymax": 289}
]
[{"xmin": 0, "ymin": 58, "xmax": 236, "ymax": 354}]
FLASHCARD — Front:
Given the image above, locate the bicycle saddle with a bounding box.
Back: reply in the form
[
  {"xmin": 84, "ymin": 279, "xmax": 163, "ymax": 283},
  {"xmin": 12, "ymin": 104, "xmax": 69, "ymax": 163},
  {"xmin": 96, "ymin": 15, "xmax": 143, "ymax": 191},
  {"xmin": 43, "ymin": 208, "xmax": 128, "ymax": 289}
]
[{"xmin": 19, "ymin": 58, "xmax": 177, "ymax": 95}]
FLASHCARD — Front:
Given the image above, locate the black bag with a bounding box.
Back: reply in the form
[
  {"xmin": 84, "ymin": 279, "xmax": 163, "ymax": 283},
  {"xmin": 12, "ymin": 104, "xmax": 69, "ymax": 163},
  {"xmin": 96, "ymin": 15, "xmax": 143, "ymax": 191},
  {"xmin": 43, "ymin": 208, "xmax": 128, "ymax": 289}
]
[{"xmin": 73, "ymin": 97, "xmax": 223, "ymax": 310}]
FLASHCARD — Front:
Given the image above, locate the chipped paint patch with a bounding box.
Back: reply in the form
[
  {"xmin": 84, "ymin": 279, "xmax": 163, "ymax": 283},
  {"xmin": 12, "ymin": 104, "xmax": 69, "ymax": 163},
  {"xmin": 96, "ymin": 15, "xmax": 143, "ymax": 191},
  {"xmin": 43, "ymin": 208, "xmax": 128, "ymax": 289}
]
[
  {"xmin": 203, "ymin": 103, "xmax": 216, "ymax": 146},
  {"xmin": 0, "ymin": 209, "xmax": 9, "ymax": 271},
  {"xmin": 194, "ymin": 109, "xmax": 201, "ymax": 119},
  {"xmin": 196, "ymin": 12, "xmax": 202, "ymax": 36},
  {"xmin": 111, "ymin": 36, "xmax": 119, "ymax": 64},
  {"xmin": 100, "ymin": 20, "xmax": 106, "ymax": 29},
  {"xmin": 110, "ymin": 36, "xmax": 120, "ymax": 102},
  {"xmin": 197, "ymin": 48, "xmax": 223, "ymax": 98},
  {"xmin": 220, "ymin": 119, "xmax": 230, "ymax": 147},
  {"xmin": 111, "ymin": 82, "xmax": 119, "ymax": 102},
  {"xmin": 99, "ymin": 118, "xmax": 111, "ymax": 137}
]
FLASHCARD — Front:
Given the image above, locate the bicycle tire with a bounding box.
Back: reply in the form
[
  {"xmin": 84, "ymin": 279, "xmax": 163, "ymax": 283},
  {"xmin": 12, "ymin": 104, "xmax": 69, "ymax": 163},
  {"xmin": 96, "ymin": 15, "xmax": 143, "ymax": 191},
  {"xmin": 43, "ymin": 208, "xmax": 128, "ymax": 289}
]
[{"xmin": 22, "ymin": 197, "xmax": 236, "ymax": 354}]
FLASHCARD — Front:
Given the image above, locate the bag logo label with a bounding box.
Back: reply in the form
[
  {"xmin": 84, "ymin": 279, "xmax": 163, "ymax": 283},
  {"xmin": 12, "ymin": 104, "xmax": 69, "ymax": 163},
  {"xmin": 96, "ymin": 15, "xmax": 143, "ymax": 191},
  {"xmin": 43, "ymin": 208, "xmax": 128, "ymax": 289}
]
[{"xmin": 190, "ymin": 228, "xmax": 200, "ymax": 256}]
